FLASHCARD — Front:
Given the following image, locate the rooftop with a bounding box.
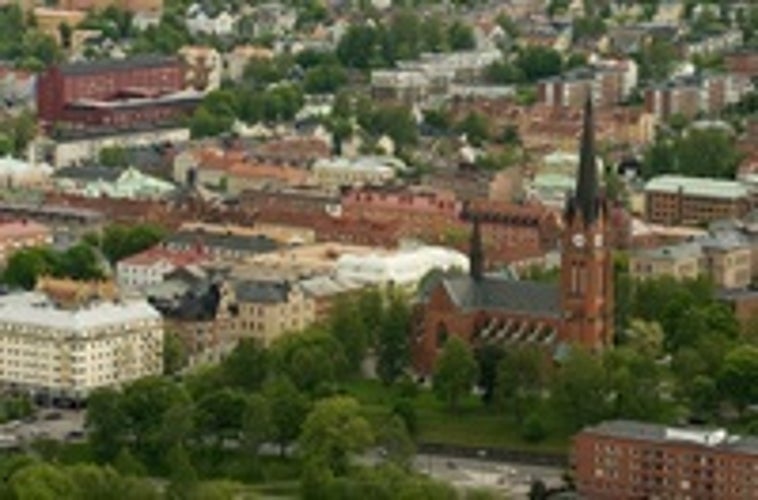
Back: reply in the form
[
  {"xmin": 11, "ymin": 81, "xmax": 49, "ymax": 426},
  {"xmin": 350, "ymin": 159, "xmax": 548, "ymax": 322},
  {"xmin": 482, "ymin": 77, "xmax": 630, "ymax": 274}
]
[
  {"xmin": 58, "ymin": 54, "xmax": 182, "ymax": 76},
  {"xmin": 644, "ymin": 175, "xmax": 750, "ymax": 200},
  {"xmin": 581, "ymin": 420, "xmax": 758, "ymax": 456},
  {"xmin": 0, "ymin": 291, "xmax": 160, "ymax": 331},
  {"xmin": 440, "ymin": 274, "xmax": 561, "ymax": 317}
]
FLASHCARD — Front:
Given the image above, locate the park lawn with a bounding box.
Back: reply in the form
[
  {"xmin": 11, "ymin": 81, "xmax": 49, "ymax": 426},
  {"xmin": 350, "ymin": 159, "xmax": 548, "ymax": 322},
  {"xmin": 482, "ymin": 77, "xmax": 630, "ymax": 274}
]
[{"xmin": 341, "ymin": 378, "xmax": 569, "ymax": 455}]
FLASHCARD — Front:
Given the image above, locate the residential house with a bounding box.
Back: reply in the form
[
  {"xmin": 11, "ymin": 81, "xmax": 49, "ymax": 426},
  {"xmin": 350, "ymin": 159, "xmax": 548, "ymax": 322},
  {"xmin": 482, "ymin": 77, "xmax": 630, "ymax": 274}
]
[
  {"xmin": 185, "ymin": 5, "xmax": 236, "ymax": 37},
  {"xmin": 116, "ymin": 244, "xmax": 211, "ymax": 289}
]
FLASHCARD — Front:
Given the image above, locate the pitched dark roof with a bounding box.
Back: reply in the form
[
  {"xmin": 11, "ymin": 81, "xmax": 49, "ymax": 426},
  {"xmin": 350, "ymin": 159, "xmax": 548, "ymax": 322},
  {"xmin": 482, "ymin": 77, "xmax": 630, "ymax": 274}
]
[
  {"xmin": 166, "ymin": 230, "xmax": 279, "ymax": 254},
  {"xmin": 59, "ymin": 55, "xmax": 181, "ymax": 76},
  {"xmin": 53, "ymin": 165, "xmax": 122, "ymax": 182},
  {"xmin": 150, "ymin": 281, "xmax": 221, "ymax": 321},
  {"xmin": 441, "ymin": 275, "xmax": 560, "ymax": 318},
  {"xmin": 234, "ymin": 280, "xmax": 291, "ymax": 304}
]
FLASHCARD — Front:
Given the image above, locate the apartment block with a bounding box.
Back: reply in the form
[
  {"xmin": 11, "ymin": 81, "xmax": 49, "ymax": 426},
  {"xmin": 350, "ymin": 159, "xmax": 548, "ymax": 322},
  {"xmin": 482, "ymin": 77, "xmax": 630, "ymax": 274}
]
[
  {"xmin": 0, "ymin": 278, "xmax": 163, "ymax": 401},
  {"xmin": 644, "ymin": 175, "xmax": 752, "ymax": 226},
  {"xmin": 573, "ymin": 420, "xmax": 758, "ymax": 499}
]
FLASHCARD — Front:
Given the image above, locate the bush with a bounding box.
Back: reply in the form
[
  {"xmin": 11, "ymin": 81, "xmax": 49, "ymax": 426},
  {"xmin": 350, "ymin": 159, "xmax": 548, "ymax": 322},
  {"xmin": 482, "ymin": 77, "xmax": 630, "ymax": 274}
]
[{"xmin": 520, "ymin": 413, "xmax": 547, "ymax": 443}]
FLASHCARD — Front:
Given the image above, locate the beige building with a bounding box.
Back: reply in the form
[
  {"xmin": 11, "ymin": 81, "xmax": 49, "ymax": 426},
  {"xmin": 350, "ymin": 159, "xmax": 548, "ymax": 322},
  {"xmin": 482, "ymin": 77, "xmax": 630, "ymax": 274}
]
[
  {"xmin": 233, "ymin": 279, "xmax": 315, "ymax": 347},
  {"xmin": 630, "ymin": 237, "xmax": 752, "ymax": 290},
  {"xmin": 630, "ymin": 243, "xmax": 702, "ymax": 282},
  {"xmin": 0, "ymin": 278, "xmax": 163, "ymax": 401},
  {"xmin": 179, "ymin": 45, "xmax": 223, "ymax": 92}
]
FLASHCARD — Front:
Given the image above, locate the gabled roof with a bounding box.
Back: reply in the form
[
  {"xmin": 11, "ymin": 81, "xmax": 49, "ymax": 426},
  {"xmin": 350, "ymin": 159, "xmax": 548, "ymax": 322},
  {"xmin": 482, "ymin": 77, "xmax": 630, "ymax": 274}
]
[{"xmin": 441, "ymin": 274, "xmax": 561, "ymax": 318}]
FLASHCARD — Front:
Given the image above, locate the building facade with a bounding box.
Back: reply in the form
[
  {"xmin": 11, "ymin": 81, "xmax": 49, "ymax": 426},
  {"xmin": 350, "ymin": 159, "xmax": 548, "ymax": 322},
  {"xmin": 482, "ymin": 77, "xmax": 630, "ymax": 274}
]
[
  {"xmin": 0, "ymin": 278, "xmax": 163, "ymax": 401},
  {"xmin": 573, "ymin": 420, "xmax": 758, "ymax": 499},
  {"xmin": 37, "ymin": 55, "xmax": 195, "ymax": 129},
  {"xmin": 644, "ymin": 175, "xmax": 752, "ymax": 226},
  {"xmin": 0, "ymin": 221, "xmax": 53, "ymax": 264},
  {"xmin": 414, "ymin": 97, "xmax": 614, "ymax": 374}
]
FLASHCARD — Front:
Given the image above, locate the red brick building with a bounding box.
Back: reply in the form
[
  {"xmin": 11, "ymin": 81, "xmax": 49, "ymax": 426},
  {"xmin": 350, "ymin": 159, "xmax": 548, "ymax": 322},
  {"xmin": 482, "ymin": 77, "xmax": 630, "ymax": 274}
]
[
  {"xmin": 463, "ymin": 199, "xmax": 561, "ymax": 267},
  {"xmin": 341, "ymin": 185, "xmax": 463, "ymax": 242},
  {"xmin": 414, "ymin": 97, "xmax": 614, "ymax": 374},
  {"xmin": 725, "ymin": 50, "xmax": 758, "ymax": 79},
  {"xmin": 37, "ymin": 55, "xmax": 197, "ymax": 130},
  {"xmin": 573, "ymin": 420, "xmax": 758, "ymax": 499}
]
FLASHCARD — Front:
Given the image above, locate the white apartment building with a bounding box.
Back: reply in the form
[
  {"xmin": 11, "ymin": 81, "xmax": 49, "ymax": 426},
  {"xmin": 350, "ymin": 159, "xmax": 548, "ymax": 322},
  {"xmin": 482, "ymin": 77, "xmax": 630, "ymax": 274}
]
[{"xmin": 0, "ymin": 281, "xmax": 163, "ymax": 400}]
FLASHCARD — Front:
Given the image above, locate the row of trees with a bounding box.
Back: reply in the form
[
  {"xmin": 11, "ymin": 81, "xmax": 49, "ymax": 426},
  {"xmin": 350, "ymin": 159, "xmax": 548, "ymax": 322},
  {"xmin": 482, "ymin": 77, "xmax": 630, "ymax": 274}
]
[{"xmin": 0, "ymin": 5, "xmax": 61, "ymax": 71}]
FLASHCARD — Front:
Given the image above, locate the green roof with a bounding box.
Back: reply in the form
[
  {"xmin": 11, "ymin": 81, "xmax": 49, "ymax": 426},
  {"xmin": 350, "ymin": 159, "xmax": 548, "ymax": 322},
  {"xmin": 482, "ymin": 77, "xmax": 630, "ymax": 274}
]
[{"xmin": 644, "ymin": 175, "xmax": 749, "ymax": 200}]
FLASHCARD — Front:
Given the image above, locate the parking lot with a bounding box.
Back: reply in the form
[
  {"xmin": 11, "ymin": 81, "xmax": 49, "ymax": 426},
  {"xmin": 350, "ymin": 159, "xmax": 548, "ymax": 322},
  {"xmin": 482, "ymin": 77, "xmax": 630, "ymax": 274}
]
[{"xmin": 0, "ymin": 409, "xmax": 86, "ymax": 448}]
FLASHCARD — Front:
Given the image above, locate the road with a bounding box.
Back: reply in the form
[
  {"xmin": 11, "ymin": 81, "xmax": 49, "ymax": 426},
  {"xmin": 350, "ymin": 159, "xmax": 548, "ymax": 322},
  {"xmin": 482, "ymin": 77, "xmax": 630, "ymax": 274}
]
[{"xmin": 414, "ymin": 453, "xmax": 565, "ymax": 498}]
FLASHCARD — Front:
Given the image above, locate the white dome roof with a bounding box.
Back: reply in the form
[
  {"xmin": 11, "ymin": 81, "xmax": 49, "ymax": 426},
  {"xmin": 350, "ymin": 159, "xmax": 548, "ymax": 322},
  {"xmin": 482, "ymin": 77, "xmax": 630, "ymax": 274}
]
[{"xmin": 336, "ymin": 246, "xmax": 469, "ymax": 286}]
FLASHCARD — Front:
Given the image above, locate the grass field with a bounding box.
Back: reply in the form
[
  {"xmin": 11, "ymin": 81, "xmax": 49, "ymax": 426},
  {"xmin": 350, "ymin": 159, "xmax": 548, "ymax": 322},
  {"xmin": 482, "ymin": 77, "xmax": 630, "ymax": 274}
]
[{"xmin": 340, "ymin": 378, "xmax": 569, "ymax": 455}]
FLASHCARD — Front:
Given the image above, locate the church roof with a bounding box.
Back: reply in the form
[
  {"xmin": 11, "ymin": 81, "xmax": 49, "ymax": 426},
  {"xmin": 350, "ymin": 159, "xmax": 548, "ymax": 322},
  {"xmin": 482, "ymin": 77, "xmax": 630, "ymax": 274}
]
[{"xmin": 442, "ymin": 275, "xmax": 561, "ymax": 318}]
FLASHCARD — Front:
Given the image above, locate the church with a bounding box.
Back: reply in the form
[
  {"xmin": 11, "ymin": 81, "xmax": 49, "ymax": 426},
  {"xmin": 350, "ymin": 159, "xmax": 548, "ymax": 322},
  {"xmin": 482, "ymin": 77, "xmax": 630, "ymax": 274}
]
[{"xmin": 413, "ymin": 96, "xmax": 615, "ymax": 374}]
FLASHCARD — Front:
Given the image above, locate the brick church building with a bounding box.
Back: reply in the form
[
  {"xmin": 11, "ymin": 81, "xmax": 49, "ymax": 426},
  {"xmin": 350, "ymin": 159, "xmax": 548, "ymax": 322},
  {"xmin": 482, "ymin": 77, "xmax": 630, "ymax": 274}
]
[{"xmin": 413, "ymin": 96, "xmax": 614, "ymax": 374}]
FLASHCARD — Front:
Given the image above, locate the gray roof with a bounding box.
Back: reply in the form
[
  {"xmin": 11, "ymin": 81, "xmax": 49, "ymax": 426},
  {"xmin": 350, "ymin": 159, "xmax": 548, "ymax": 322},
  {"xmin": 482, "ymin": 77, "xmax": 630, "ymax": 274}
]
[
  {"xmin": 635, "ymin": 242, "xmax": 703, "ymax": 261},
  {"xmin": 53, "ymin": 165, "xmax": 122, "ymax": 182},
  {"xmin": 166, "ymin": 230, "xmax": 279, "ymax": 254},
  {"xmin": 583, "ymin": 420, "xmax": 758, "ymax": 456},
  {"xmin": 234, "ymin": 280, "xmax": 291, "ymax": 304},
  {"xmin": 442, "ymin": 275, "xmax": 560, "ymax": 318},
  {"xmin": 59, "ymin": 55, "xmax": 181, "ymax": 76}
]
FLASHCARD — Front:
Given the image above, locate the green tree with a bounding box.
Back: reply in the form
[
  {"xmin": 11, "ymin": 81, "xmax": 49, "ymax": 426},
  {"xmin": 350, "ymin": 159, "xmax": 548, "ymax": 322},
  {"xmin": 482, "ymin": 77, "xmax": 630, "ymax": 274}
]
[
  {"xmin": 455, "ymin": 112, "xmax": 491, "ymax": 146},
  {"xmin": 9, "ymin": 463, "xmax": 76, "ymax": 499},
  {"xmin": 337, "ymin": 24, "xmax": 386, "ymax": 69},
  {"xmin": 718, "ymin": 345, "xmax": 758, "ymax": 413},
  {"xmin": 433, "ymin": 337, "xmax": 477, "ymax": 411},
  {"xmin": 86, "ymin": 388, "xmax": 128, "ymax": 462},
  {"xmin": 241, "ymin": 393, "xmax": 271, "ymax": 457},
  {"xmin": 165, "ymin": 444, "xmax": 197, "ymax": 500},
  {"xmin": 330, "ymin": 296, "xmax": 369, "ymax": 374},
  {"xmin": 550, "ymin": 348, "xmax": 610, "ymax": 432},
  {"xmin": 92, "ymin": 223, "xmax": 166, "ymax": 263},
  {"xmin": 303, "ymin": 64, "xmax": 348, "ymax": 94},
  {"xmin": 2, "ymin": 247, "xmax": 57, "ymax": 289},
  {"xmin": 272, "ymin": 329, "xmax": 346, "ymax": 393},
  {"xmin": 447, "ymin": 21, "xmax": 475, "ymax": 50},
  {"xmin": 377, "ymin": 292, "xmax": 411, "ymax": 385},
  {"xmin": 194, "ymin": 388, "xmax": 248, "ymax": 446},
  {"xmin": 376, "ymin": 415, "xmax": 415, "ymax": 469},
  {"xmin": 163, "ymin": 332, "xmax": 188, "ymax": 376},
  {"xmin": 496, "ymin": 346, "xmax": 546, "ymax": 420},
  {"xmin": 264, "ymin": 376, "xmax": 309, "ymax": 455},
  {"xmin": 99, "ymin": 146, "xmax": 129, "ymax": 168},
  {"xmin": 113, "ymin": 448, "xmax": 147, "ymax": 477},
  {"xmin": 299, "ymin": 396, "xmax": 373, "ymax": 476},
  {"xmin": 220, "ymin": 338, "xmax": 268, "ymax": 392},
  {"xmin": 515, "ymin": 46, "xmax": 562, "ymax": 81}
]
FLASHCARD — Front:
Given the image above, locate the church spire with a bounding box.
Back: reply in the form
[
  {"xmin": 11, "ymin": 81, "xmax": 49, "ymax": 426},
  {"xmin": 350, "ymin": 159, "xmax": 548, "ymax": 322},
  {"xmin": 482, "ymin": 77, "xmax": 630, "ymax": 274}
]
[
  {"xmin": 574, "ymin": 94, "xmax": 599, "ymax": 225},
  {"xmin": 469, "ymin": 217, "xmax": 483, "ymax": 281}
]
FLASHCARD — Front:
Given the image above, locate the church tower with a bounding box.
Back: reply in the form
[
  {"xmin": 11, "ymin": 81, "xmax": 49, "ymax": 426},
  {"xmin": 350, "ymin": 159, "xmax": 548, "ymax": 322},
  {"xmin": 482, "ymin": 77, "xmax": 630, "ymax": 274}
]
[{"xmin": 560, "ymin": 96, "xmax": 614, "ymax": 349}]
